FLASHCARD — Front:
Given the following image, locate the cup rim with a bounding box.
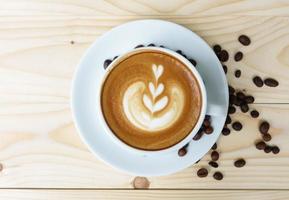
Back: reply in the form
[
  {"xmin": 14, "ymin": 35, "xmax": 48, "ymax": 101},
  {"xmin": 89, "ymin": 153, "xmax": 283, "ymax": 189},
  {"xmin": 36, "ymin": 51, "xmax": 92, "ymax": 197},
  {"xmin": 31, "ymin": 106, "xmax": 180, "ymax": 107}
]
[{"xmin": 98, "ymin": 47, "xmax": 207, "ymax": 155}]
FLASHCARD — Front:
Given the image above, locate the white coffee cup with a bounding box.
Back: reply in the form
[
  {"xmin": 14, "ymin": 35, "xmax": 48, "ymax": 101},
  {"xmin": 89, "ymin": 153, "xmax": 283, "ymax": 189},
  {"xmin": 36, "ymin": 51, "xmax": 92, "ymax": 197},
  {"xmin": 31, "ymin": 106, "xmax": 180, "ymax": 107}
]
[{"xmin": 97, "ymin": 47, "xmax": 208, "ymax": 155}]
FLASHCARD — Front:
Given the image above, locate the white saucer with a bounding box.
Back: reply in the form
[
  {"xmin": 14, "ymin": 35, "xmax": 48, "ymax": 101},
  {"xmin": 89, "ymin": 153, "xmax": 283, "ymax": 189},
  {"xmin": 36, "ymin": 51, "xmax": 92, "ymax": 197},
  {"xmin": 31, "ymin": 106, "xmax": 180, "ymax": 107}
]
[{"xmin": 72, "ymin": 20, "xmax": 229, "ymax": 176}]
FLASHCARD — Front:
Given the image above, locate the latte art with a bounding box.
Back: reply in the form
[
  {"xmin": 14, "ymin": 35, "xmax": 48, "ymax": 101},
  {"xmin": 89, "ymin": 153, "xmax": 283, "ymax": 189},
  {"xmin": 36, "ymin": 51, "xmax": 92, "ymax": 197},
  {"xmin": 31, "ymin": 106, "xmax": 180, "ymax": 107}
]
[
  {"xmin": 123, "ymin": 64, "xmax": 184, "ymax": 131},
  {"xmin": 101, "ymin": 49, "xmax": 202, "ymax": 150}
]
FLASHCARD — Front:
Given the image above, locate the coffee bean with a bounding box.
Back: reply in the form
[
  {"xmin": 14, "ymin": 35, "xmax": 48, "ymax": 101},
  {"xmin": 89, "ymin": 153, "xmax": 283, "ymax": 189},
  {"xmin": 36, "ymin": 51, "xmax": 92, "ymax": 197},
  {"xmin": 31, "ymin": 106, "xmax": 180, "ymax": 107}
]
[
  {"xmin": 178, "ymin": 147, "xmax": 187, "ymax": 157},
  {"xmin": 229, "ymin": 85, "xmax": 235, "ymax": 94},
  {"xmin": 148, "ymin": 43, "xmax": 155, "ymax": 47},
  {"xmin": 235, "ymin": 69, "xmax": 241, "ymax": 78},
  {"xmin": 209, "ymin": 161, "xmax": 219, "ymax": 168},
  {"xmin": 272, "ymin": 146, "xmax": 280, "ymax": 154},
  {"xmin": 213, "ymin": 172, "xmax": 223, "ymax": 180},
  {"xmin": 211, "ymin": 151, "xmax": 219, "ymax": 161},
  {"xmin": 226, "ymin": 115, "xmax": 232, "ymax": 124},
  {"xmin": 228, "ymin": 106, "xmax": 236, "ymax": 114},
  {"xmin": 103, "ymin": 59, "xmax": 112, "ymax": 69},
  {"xmin": 213, "ymin": 44, "xmax": 222, "ymax": 53},
  {"xmin": 264, "ymin": 145, "xmax": 272, "ymax": 153},
  {"xmin": 222, "ymin": 127, "xmax": 231, "ymax": 136},
  {"xmin": 259, "ymin": 121, "xmax": 270, "ymax": 134},
  {"xmin": 250, "ymin": 110, "xmax": 259, "ymax": 118},
  {"xmin": 132, "ymin": 177, "xmax": 150, "ymax": 189},
  {"xmin": 234, "ymin": 98, "xmax": 242, "ymax": 106},
  {"xmin": 204, "ymin": 126, "xmax": 214, "ymax": 134},
  {"xmin": 135, "ymin": 44, "xmax": 144, "ymax": 48},
  {"xmin": 244, "ymin": 96, "xmax": 254, "ymax": 104},
  {"xmin": 205, "ymin": 115, "xmax": 211, "ymax": 120},
  {"xmin": 234, "ymin": 159, "xmax": 246, "ymax": 168},
  {"xmin": 234, "ymin": 52, "xmax": 243, "ymax": 62},
  {"xmin": 264, "ymin": 78, "xmax": 279, "ymax": 87},
  {"xmin": 253, "ymin": 76, "xmax": 264, "ymax": 87},
  {"xmin": 238, "ymin": 35, "xmax": 251, "ymax": 46},
  {"xmin": 222, "ymin": 65, "xmax": 227, "ymax": 74},
  {"xmin": 262, "ymin": 133, "xmax": 272, "ymax": 142},
  {"xmin": 197, "ymin": 168, "xmax": 208, "ymax": 178},
  {"xmin": 256, "ymin": 141, "xmax": 266, "ymax": 150},
  {"xmin": 240, "ymin": 103, "xmax": 249, "ymax": 113},
  {"xmin": 159, "ymin": 45, "xmax": 165, "ymax": 48},
  {"xmin": 193, "ymin": 131, "xmax": 203, "ymax": 141},
  {"xmin": 189, "ymin": 58, "xmax": 197, "ymax": 66},
  {"xmin": 203, "ymin": 118, "xmax": 210, "ymax": 127},
  {"xmin": 236, "ymin": 92, "xmax": 245, "ymax": 100},
  {"xmin": 211, "ymin": 143, "xmax": 217, "ymax": 150},
  {"xmin": 176, "ymin": 50, "xmax": 182, "ymax": 55},
  {"xmin": 217, "ymin": 50, "xmax": 229, "ymax": 62},
  {"xmin": 229, "ymin": 94, "xmax": 237, "ymax": 104},
  {"xmin": 232, "ymin": 121, "xmax": 242, "ymax": 131}
]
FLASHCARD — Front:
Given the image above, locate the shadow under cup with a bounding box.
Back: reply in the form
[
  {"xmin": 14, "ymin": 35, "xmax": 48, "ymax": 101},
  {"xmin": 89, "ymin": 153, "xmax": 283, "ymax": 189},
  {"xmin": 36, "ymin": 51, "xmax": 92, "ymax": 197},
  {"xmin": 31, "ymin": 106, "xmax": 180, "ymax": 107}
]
[{"xmin": 99, "ymin": 47, "xmax": 207, "ymax": 153}]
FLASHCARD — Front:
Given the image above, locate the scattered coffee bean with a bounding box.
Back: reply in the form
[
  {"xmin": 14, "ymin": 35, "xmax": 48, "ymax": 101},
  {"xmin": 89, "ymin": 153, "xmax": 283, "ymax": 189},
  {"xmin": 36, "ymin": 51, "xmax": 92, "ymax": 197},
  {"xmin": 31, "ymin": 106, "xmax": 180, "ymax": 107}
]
[
  {"xmin": 132, "ymin": 177, "xmax": 150, "ymax": 189},
  {"xmin": 244, "ymin": 96, "xmax": 254, "ymax": 104},
  {"xmin": 229, "ymin": 85, "xmax": 235, "ymax": 94},
  {"xmin": 204, "ymin": 126, "xmax": 214, "ymax": 134},
  {"xmin": 211, "ymin": 143, "xmax": 217, "ymax": 150},
  {"xmin": 193, "ymin": 131, "xmax": 203, "ymax": 141},
  {"xmin": 217, "ymin": 50, "xmax": 229, "ymax": 62},
  {"xmin": 250, "ymin": 110, "xmax": 259, "ymax": 118},
  {"xmin": 235, "ymin": 69, "xmax": 241, "ymax": 78},
  {"xmin": 240, "ymin": 103, "xmax": 249, "ymax": 113},
  {"xmin": 264, "ymin": 145, "xmax": 272, "ymax": 153},
  {"xmin": 176, "ymin": 50, "xmax": 182, "ymax": 55},
  {"xmin": 148, "ymin": 43, "xmax": 155, "ymax": 47},
  {"xmin": 262, "ymin": 133, "xmax": 272, "ymax": 142},
  {"xmin": 197, "ymin": 168, "xmax": 208, "ymax": 178},
  {"xmin": 238, "ymin": 35, "xmax": 251, "ymax": 46},
  {"xmin": 255, "ymin": 141, "xmax": 266, "ymax": 150},
  {"xmin": 234, "ymin": 52, "xmax": 243, "ymax": 62},
  {"xmin": 232, "ymin": 121, "xmax": 242, "ymax": 131},
  {"xmin": 272, "ymin": 146, "xmax": 280, "ymax": 154},
  {"xmin": 225, "ymin": 115, "xmax": 232, "ymax": 124},
  {"xmin": 234, "ymin": 159, "xmax": 246, "ymax": 168},
  {"xmin": 264, "ymin": 78, "xmax": 279, "ymax": 87},
  {"xmin": 259, "ymin": 121, "xmax": 270, "ymax": 134},
  {"xmin": 229, "ymin": 94, "xmax": 237, "ymax": 105},
  {"xmin": 228, "ymin": 106, "xmax": 236, "ymax": 114},
  {"xmin": 213, "ymin": 44, "xmax": 222, "ymax": 53},
  {"xmin": 205, "ymin": 115, "xmax": 211, "ymax": 120},
  {"xmin": 211, "ymin": 151, "xmax": 219, "ymax": 161},
  {"xmin": 178, "ymin": 147, "xmax": 187, "ymax": 157},
  {"xmin": 222, "ymin": 65, "xmax": 227, "ymax": 74},
  {"xmin": 135, "ymin": 44, "xmax": 144, "ymax": 48},
  {"xmin": 103, "ymin": 59, "xmax": 112, "ymax": 69},
  {"xmin": 213, "ymin": 172, "xmax": 223, "ymax": 180},
  {"xmin": 209, "ymin": 161, "xmax": 219, "ymax": 168},
  {"xmin": 189, "ymin": 58, "xmax": 197, "ymax": 66},
  {"xmin": 253, "ymin": 76, "xmax": 264, "ymax": 87},
  {"xmin": 159, "ymin": 45, "xmax": 165, "ymax": 48},
  {"xmin": 236, "ymin": 92, "xmax": 245, "ymax": 100},
  {"xmin": 222, "ymin": 127, "xmax": 231, "ymax": 136},
  {"xmin": 203, "ymin": 119, "xmax": 210, "ymax": 127}
]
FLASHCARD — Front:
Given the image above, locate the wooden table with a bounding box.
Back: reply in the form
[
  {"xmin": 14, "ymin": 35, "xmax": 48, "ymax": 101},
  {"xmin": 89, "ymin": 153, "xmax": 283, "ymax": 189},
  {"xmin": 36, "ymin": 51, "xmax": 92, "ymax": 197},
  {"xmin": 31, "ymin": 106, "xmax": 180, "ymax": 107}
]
[{"xmin": 0, "ymin": 1, "xmax": 289, "ymax": 199}]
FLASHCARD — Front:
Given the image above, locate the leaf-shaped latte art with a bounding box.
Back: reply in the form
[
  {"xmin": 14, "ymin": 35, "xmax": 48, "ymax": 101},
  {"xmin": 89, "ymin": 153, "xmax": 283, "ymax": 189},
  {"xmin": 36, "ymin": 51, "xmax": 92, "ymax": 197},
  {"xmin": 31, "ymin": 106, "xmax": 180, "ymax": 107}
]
[{"xmin": 153, "ymin": 96, "xmax": 168, "ymax": 112}]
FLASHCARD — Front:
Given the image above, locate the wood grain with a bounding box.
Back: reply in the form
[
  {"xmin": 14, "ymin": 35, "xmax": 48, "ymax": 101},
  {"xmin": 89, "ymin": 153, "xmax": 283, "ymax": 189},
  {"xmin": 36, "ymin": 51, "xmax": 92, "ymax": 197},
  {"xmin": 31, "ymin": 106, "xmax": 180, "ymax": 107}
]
[{"xmin": 0, "ymin": 190, "xmax": 289, "ymax": 200}]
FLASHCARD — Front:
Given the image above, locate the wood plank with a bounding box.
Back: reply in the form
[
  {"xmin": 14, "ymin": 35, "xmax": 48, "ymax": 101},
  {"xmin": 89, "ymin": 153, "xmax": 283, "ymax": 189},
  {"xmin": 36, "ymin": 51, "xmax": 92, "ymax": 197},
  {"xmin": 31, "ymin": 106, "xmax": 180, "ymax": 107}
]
[
  {"xmin": 1, "ymin": 0, "xmax": 289, "ymax": 16},
  {"xmin": 0, "ymin": 190, "xmax": 289, "ymax": 200},
  {"xmin": 0, "ymin": 104, "xmax": 288, "ymax": 189}
]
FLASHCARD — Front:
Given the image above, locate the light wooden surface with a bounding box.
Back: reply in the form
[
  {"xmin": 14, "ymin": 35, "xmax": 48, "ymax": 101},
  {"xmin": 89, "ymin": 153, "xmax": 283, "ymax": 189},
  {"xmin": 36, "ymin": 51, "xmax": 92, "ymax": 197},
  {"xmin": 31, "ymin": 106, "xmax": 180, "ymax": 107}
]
[{"xmin": 0, "ymin": 0, "xmax": 289, "ymax": 199}]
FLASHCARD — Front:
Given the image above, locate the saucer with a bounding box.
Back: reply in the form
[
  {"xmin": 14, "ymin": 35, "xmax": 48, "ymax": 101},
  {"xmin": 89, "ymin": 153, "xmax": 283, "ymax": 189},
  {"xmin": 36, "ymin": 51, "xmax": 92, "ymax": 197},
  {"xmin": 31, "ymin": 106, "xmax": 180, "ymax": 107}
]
[{"xmin": 71, "ymin": 20, "xmax": 229, "ymax": 176}]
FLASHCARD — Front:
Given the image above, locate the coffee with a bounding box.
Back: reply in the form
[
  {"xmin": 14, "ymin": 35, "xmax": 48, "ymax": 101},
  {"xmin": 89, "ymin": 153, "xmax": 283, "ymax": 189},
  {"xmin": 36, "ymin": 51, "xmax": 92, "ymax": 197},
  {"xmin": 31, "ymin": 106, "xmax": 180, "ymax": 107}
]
[{"xmin": 101, "ymin": 49, "xmax": 202, "ymax": 150}]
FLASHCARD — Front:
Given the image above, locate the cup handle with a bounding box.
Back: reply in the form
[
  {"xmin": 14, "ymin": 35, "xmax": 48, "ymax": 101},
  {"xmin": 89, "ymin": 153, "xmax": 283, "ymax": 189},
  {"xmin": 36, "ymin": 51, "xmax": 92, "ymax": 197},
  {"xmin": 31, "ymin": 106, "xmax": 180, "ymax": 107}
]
[{"xmin": 206, "ymin": 103, "xmax": 226, "ymax": 117}]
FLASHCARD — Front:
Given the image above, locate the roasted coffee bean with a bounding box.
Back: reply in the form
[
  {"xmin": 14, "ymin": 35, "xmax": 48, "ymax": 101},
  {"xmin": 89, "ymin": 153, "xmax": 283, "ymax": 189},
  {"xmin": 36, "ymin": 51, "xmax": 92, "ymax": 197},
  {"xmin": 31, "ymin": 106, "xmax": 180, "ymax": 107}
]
[
  {"xmin": 228, "ymin": 106, "xmax": 236, "ymax": 114},
  {"xmin": 211, "ymin": 151, "xmax": 219, "ymax": 161},
  {"xmin": 205, "ymin": 115, "xmax": 211, "ymax": 120},
  {"xmin": 193, "ymin": 131, "xmax": 203, "ymax": 141},
  {"xmin": 222, "ymin": 65, "xmax": 227, "ymax": 74},
  {"xmin": 176, "ymin": 50, "xmax": 182, "ymax": 55},
  {"xmin": 259, "ymin": 121, "xmax": 270, "ymax": 134},
  {"xmin": 238, "ymin": 35, "xmax": 251, "ymax": 46},
  {"xmin": 253, "ymin": 76, "xmax": 264, "ymax": 87},
  {"xmin": 211, "ymin": 143, "xmax": 217, "ymax": 150},
  {"xmin": 213, "ymin": 172, "xmax": 223, "ymax": 180},
  {"xmin": 240, "ymin": 103, "xmax": 249, "ymax": 113},
  {"xmin": 204, "ymin": 126, "xmax": 214, "ymax": 134},
  {"xmin": 234, "ymin": 159, "xmax": 246, "ymax": 168},
  {"xmin": 178, "ymin": 147, "xmax": 187, "ymax": 157},
  {"xmin": 236, "ymin": 92, "xmax": 245, "ymax": 100},
  {"xmin": 234, "ymin": 52, "xmax": 243, "ymax": 61},
  {"xmin": 244, "ymin": 96, "xmax": 254, "ymax": 104},
  {"xmin": 213, "ymin": 44, "xmax": 222, "ymax": 53},
  {"xmin": 203, "ymin": 119, "xmax": 211, "ymax": 127},
  {"xmin": 189, "ymin": 58, "xmax": 197, "ymax": 66},
  {"xmin": 262, "ymin": 133, "xmax": 272, "ymax": 142},
  {"xmin": 159, "ymin": 45, "xmax": 165, "ymax": 48},
  {"xmin": 135, "ymin": 44, "xmax": 144, "ymax": 48},
  {"xmin": 148, "ymin": 43, "xmax": 155, "ymax": 47},
  {"xmin": 250, "ymin": 110, "xmax": 259, "ymax": 118},
  {"xmin": 197, "ymin": 168, "xmax": 208, "ymax": 178},
  {"xmin": 234, "ymin": 98, "xmax": 242, "ymax": 106},
  {"xmin": 217, "ymin": 50, "xmax": 229, "ymax": 62},
  {"xmin": 229, "ymin": 85, "xmax": 235, "ymax": 94},
  {"xmin": 256, "ymin": 141, "xmax": 266, "ymax": 150},
  {"xmin": 103, "ymin": 59, "xmax": 112, "ymax": 69},
  {"xmin": 264, "ymin": 146, "xmax": 272, "ymax": 153},
  {"xmin": 272, "ymin": 146, "xmax": 280, "ymax": 154},
  {"xmin": 229, "ymin": 94, "xmax": 237, "ymax": 104},
  {"xmin": 264, "ymin": 78, "xmax": 279, "ymax": 87},
  {"xmin": 235, "ymin": 69, "xmax": 241, "ymax": 78},
  {"xmin": 209, "ymin": 161, "xmax": 219, "ymax": 168},
  {"xmin": 232, "ymin": 122, "xmax": 242, "ymax": 131},
  {"xmin": 222, "ymin": 127, "xmax": 231, "ymax": 136},
  {"xmin": 226, "ymin": 115, "xmax": 232, "ymax": 124}
]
